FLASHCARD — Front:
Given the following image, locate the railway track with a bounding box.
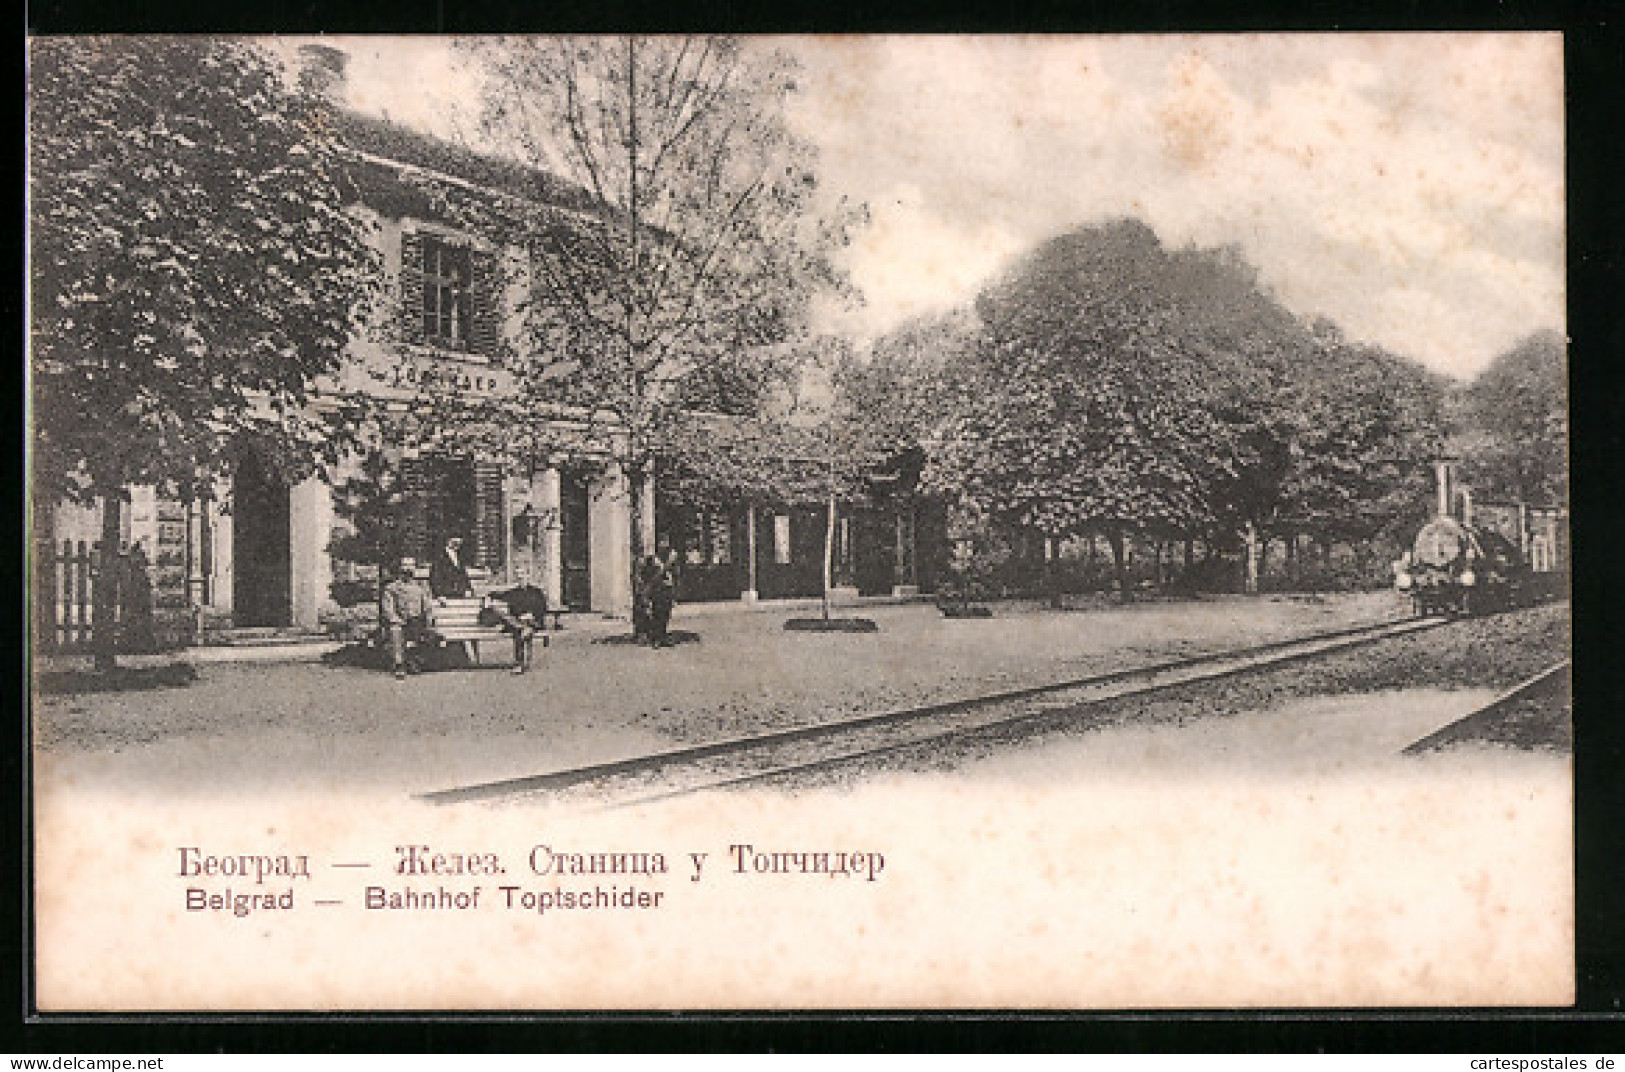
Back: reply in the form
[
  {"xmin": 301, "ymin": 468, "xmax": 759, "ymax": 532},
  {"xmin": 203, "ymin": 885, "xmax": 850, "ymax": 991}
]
[{"xmin": 422, "ymin": 613, "xmax": 1453, "ymax": 809}]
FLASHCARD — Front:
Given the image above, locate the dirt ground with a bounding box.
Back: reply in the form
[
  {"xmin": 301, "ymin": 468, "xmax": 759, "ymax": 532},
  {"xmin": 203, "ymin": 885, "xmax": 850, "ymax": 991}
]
[
  {"xmin": 34, "ymin": 591, "xmax": 1411, "ymax": 799},
  {"xmin": 30, "ymin": 594, "xmax": 1575, "ymax": 1011}
]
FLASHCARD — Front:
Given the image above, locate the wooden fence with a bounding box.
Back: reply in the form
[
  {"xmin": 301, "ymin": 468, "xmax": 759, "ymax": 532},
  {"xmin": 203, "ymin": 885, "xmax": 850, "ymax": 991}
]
[{"xmin": 44, "ymin": 539, "xmax": 106, "ymax": 651}]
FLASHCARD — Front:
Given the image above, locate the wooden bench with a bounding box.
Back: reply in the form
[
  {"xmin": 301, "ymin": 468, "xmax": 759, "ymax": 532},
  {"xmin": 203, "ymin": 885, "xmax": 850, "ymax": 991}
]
[{"xmin": 430, "ymin": 597, "xmax": 553, "ymax": 665}]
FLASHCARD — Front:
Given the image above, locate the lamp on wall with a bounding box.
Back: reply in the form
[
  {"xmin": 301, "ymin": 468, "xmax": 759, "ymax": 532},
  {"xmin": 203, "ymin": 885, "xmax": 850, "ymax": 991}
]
[{"xmin": 512, "ymin": 504, "xmax": 561, "ymax": 548}]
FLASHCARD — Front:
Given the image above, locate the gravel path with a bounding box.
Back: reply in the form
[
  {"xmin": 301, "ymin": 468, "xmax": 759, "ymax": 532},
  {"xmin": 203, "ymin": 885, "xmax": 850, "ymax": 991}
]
[{"xmin": 34, "ymin": 591, "xmax": 1545, "ymax": 800}]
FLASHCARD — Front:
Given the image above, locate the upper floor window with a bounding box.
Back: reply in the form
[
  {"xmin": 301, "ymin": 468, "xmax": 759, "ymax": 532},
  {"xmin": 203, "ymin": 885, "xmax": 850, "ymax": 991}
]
[
  {"xmin": 422, "ymin": 239, "xmax": 471, "ymax": 348},
  {"xmin": 400, "ymin": 230, "xmax": 500, "ymax": 360}
]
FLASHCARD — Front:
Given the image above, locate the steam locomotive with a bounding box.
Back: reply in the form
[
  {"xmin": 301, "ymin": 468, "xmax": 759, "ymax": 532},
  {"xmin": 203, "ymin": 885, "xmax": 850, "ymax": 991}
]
[
  {"xmin": 1394, "ymin": 462, "xmax": 1565, "ymax": 616},
  {"xmin": 1394, "ymin": 514, "xmax": 1530, "ymax": 616}
]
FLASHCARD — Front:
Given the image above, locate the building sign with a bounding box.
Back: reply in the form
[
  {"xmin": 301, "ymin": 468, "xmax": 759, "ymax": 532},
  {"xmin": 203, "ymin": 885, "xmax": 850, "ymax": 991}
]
[{"xmin": 381, "ymin": 354, "xmax": 513, "ymax": 398}]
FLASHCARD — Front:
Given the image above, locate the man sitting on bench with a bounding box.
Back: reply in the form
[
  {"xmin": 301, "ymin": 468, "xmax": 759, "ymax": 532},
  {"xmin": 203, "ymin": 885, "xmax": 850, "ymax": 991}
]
[
  {"xmin": 381, "ymin": 556, "xmax": 434, "ymax": 680},
  {"xmin": 483, "ymin": 575, "xmax": 550, "ymax": 675}
]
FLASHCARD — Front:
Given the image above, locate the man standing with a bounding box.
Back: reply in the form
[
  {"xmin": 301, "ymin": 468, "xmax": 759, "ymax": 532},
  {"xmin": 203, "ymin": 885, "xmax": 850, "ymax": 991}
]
[
  {"xmin": 645, "ymin": 539, "xmax": 682, "ymax": 648},
  {"xmin": 381, "ymin": 557, "xmax": 434, "ymax": 680},
  {"xmin": 430, "ymin": 535, "xmax": 473, "ymax": 599}
]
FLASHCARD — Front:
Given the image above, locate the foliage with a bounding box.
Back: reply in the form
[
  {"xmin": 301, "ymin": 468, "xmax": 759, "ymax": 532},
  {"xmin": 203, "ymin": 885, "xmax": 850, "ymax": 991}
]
[
  {"xmin": 30, "ymin": 36, "xmax": 383, "ymax": 505},
  {"xmin": 920, "ymin": 222, "xmax": 1280, "ymax": 596},
  {"xmin": 30, "ymin": 36, "xmax": 383, "ymax": 667},
  {"xmin": 917, "ymin": 218, "xmax": 1450, "ymax": 598},
  {"xmin": 847, "ymin": 307, "xmax": 982, "ymax": 456},
  {"xmin": 1278, "ymin": 340, "xmax": 1448, "ymax": 545},
  {"xmin": 1457, "ymin": 328, "xmax": 1568, "ymax": 506},
  {"xmin": 413, "ymin": 36, "xmax": 864, "ymax": 561}
]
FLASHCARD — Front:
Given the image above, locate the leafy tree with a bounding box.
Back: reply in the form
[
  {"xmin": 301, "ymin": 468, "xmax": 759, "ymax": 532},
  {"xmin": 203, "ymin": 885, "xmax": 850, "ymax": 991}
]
[
  {"xmin": 30, "ymin": 36, "xmax": 382, "ymax": 668},
  {"xmin": 1458, "ymin": 328, "xmax": 1568, "ymax": 507},
  {"xmin": 327, "ymin": 451, "xmax": 406, "ymax": 606},
  {"xmin": 1279, "ymin": 340, "xmax": 1448, "ymax": 557},
  {"xmin": 665, "ymin": 338, "xmax": 883, "ymax": 620},
  {"xmin": 432, "ymin": 35, "xmax": 861, "ymax": 584},
  {"xmin": 923, "ymin": 221, "xmax": 1276, "ymax": 601},
  {"xmin": 849, "ymin": 307, "xmax": 982, "ymax": 456}
]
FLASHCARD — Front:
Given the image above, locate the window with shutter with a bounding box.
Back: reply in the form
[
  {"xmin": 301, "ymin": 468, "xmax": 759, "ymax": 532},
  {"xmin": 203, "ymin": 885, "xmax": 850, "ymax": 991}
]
[
  {"xmin": 472, "ymin": 462, "xmax": 505, "ymax": 572},
  {"xmin": 422, "ymin": 239, "xmax": 472, "ymax": 350},
  {"xmin": 397, "ymin": 455, "xmax": 506, "ymax": 571},
  {"xmin": 402, "ymin": 231, "xmax": 497, "ymax": 356},
  {"xmin": 468, "ymin": 250, "xmax": 501, "ymax": 362},
  {"xmin": 399, "ymin": 232, "xmax": 426, "ymax": 346}
]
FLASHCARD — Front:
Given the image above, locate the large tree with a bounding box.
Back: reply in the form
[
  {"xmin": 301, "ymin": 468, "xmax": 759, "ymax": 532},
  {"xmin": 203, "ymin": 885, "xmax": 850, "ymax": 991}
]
[
  {"xmin": 444, "ymin": 35, "xmax": 861, "ymax": 572},
  {"xmin": 1457, "ymin": 328, "xmax": 1568, "ymax": 507},
  {"xmin": 30, "ymin": 37, "xmax": 381, "ymax": 668},
  {"xmin": 924, "ymin": 221, "xmax": 1288, "ymax": 601},
  {"xmin": 1279, "ymin": 336, "xmax": 1448, "ymax": 556}
]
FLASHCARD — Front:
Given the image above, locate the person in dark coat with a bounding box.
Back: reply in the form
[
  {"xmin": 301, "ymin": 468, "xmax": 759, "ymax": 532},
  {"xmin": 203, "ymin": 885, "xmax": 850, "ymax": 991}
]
[
  {"xmin": 644, "ymin": 541, "xmax": 681, "ymax": 648},
  {"xmin": 631, "ymin": 560, "xmax": 652, "ymax": 644},
  {"xmin": 483, "ymin": 578, "xmax": 549, "ymax": 674},
  {"xmin": 429, "ymin": 536, "xmax": 473, "ymax": 599},
  {"xmin": 120, "ymin": 541, "xmax": 156, "ymax": 652}
]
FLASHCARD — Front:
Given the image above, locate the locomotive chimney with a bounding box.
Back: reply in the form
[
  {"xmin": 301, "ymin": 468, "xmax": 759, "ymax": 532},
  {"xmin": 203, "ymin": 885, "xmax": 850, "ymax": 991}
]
[{"xmin": 1433, "ymin": 459, "xmax": 1456, "ymax": 519}]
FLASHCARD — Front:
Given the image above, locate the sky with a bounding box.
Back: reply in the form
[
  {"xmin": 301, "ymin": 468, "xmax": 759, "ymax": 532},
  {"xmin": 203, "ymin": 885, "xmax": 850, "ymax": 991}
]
[{"xmin": 294, "ymin": 34, "xmax": 1564, "ymax": 381}]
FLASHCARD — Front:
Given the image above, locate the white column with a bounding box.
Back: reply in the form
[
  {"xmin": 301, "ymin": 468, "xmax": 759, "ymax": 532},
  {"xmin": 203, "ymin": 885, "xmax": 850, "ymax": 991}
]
[
  {"xmin": 742, "ymin": 504, "xmax": 758, "ymax": 603},
  {"xmin": 127, "ymin": 485, "xmax": 160, "ymax": 554},
  {"xmin": 289, "ymin": 475, "xmax": 333, "ymax": 630},
  {"xmin": 590, "ymin": 462, "xmax": 632, "ymax": 616},
  {"xmin": 211, "ymin": 482, "xmax": 234, "ymax": 615},
  {"xmin": 538, "ymin": 466, "xmax": 562, "ymax": 609}
]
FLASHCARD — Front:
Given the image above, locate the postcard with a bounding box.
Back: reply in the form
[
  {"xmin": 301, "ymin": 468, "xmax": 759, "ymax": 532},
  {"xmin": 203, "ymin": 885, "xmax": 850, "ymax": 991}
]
[{"xmin": 27, "ymin": 32, "xmax": 1570, "ymax": 1012}]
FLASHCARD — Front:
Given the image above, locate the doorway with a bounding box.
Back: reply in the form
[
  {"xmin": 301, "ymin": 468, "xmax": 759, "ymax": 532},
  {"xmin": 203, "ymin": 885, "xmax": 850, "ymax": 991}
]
[
  {"xmin": 560, "ymin": 471, "xmax": 591, "ymax": 611},
  {"xmin": 232, "ymin": 452, "xmax": 292, "ymax": 627}
]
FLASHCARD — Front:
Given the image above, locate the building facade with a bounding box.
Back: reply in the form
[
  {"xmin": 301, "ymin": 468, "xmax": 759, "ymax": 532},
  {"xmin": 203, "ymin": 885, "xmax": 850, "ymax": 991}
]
[{"xmin": 36, "ymin": 46, "xmax": 937, "ymax": 650}]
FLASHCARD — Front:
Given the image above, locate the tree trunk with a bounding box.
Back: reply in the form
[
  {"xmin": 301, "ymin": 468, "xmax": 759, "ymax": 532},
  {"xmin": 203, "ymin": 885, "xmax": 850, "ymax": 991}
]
[
  {"xmin": 627, "ymin": 462, "xmax": 653, "ymax": 623},
  {"xmin": 822, "ymin": 489, "xmax": 836, "ymax": 621},
  {"xmin": 93, "ymin": 490, "xmax": 123, "ymax": 673},
  {"xmin": 1107, "ymin": 528, "xmax": 1131, "ymax": 603},
  {"xmin": 1183, "ymin": 537, "xmax": 1195, "ymax": 589},
  {"xmin": 627, "ymin": 464, "xmax": 648, "ymax": 562},
  {"xmin": 745, "ymin": 503, "xmax": 758, "ymax": 597},
  {"xmin": 1045, "ymin": 535, "xmax": 1065, "ymax": 608},
  {"xmin": 1243, "ymin": 521, "xmax": 1260, "ymax": 595}
]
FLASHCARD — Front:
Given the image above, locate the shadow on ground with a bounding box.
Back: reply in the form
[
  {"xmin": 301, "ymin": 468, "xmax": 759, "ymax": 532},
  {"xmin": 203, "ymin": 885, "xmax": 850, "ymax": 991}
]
[
  {"xmin": 35, "ymin": 663, "xmax": 199, "ymax": 695},
  {"xmin": 784, "ymin": 617, "xmax": 879, "ymax": 633},
  {"xmin": 593, "ymin": 630, "xmax": 702, "ymax": 647}
]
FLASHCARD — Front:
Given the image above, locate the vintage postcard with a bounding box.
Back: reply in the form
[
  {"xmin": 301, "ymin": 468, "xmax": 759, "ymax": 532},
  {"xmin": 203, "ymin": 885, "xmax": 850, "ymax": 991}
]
[{"xmin": 27, "ymin": 33, "xmax": 1570, "ymax": 1012}]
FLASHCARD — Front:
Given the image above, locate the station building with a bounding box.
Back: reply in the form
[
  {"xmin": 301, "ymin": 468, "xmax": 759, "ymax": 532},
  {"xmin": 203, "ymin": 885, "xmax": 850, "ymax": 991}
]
[{"xmin": 35, "ymin": 46, "xmax": 940, "ymax": 650}]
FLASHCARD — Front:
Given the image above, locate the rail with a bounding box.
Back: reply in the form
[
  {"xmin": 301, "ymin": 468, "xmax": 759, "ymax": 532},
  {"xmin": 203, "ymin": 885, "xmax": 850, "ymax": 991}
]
[{"xmin": 422, "ymin": 613, "xmax": 1451, "ymax": 807}]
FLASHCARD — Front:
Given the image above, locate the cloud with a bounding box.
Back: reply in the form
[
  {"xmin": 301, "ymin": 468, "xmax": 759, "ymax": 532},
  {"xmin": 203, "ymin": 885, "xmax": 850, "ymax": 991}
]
[
  {"xmin": 291, "ymin": 33, "xmax": 1565, "ymax": 379},
  {"xmin": 788, "ymin": 34, "xmax": 1564, "ymax": 378}
]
